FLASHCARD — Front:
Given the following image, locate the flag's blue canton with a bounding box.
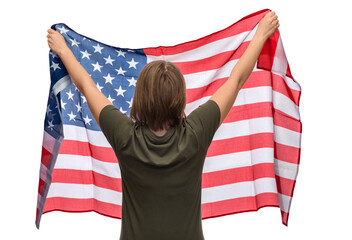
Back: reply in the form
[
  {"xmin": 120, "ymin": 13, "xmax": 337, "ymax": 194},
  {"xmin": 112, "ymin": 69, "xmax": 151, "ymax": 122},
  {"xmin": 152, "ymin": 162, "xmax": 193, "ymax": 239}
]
[{"xmin": 45, "ymin": 23, "xmax": 147, "ymax": 133}]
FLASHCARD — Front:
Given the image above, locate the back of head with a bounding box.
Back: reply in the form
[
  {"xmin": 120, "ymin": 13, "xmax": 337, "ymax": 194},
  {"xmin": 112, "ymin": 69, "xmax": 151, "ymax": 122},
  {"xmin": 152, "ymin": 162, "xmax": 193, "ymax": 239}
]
[{"xmin": 129, "ymin": 60, "xmax": 186, "ymax": 131}]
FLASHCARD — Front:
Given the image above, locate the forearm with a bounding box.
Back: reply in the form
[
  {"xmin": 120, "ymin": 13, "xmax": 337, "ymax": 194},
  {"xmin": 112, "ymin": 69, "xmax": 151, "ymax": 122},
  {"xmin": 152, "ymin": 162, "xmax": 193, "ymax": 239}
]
[
  {"xmin": 210, "ymin": 34, "xmax": 266, "ymax": 125},
  {"xmin": 58, "ymin": 49, "xmax": 96, "ymax": 94},
  {"xmin": 229, "ymin": 34, "xmax": 266, "ymax": 88}
]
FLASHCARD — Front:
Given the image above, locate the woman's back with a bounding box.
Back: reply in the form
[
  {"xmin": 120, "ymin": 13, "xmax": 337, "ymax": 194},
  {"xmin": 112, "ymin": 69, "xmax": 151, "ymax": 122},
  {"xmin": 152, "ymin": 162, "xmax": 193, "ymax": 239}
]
[{"xmin": 99, "ymin": 99, "xmax": 220, "ymax": 240}]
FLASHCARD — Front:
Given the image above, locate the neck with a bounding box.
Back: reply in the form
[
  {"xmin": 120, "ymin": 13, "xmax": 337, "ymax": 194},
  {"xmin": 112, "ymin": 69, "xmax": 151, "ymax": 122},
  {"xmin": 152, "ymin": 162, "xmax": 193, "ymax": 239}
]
[{"xmin": 149, "ymin": 123, "xmax": 170, "ymax": 136}]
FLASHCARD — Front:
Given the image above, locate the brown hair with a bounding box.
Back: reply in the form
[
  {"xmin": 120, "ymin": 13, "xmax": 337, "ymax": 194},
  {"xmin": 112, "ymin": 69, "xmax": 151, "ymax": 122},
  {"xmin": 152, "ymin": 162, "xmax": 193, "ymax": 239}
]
[{"xmin": 129, "ymin": 60, "xmax": 187, "ymax": 132}]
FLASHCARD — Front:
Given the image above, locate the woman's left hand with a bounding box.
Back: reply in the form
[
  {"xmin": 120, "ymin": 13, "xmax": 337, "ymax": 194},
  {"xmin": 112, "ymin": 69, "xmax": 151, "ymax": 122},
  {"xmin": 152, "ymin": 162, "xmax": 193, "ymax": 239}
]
[{"xmin": 47, "ymin": 29, "xmax": 69, "ymax": 56}]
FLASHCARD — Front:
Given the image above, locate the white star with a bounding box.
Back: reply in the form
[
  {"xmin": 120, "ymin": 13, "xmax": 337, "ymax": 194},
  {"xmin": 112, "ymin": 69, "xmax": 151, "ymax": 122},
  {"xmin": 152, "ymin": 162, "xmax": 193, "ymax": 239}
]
[
  {"xmin": 92, "ymin": 61, "xmax": 103, "ymax": 72},
  {"xmin": 60, "ymin": 99, "xmax": 67, "ymax": 110},
  {"xmin": 49, "ymin": 51, "xmax": 58, "ymax": 58},
  {"xmin": 83, "ymin": 114, "xmax": 92, "ymax": 126},
  {"xmin": 127, "ymin": 49, "xmax": 135, "ymax": 52},
  {"xmin": 80, "ymin": 50, "xmax": 91, "ymax": 60},
  {"xmin": 119, "ymin": 107, "xmax": 127, "ymax": 114},
  {"xmin": 127, "ymin": 58, "xmax": 139, "ymax": 69},
  {"xmin": 115, "ymin": 67, "xmax": 126, "ymax": 75},
  {"xmin": 75, "ymin": 102, "xmax": 82, "ymax": 112},
  {"xmin": 93, "ymin": 43, "xmax": 104, "ymax": 54},
  {"xmin": 66, "ymin": 89, "xmax": 74, "ymax": 100},
  {"xmin": 103, "ymin": 73, "xmax": 115, "ymax": 85},
  {"xmin": 104, "ymin": 55, "xmax": 115, "ymax": 65},
  {"xmin": 73, "ymin": 83, "xmax": 79, "ymax": 91},
  {"xmin": 50, "ymin": 61, "xmax": 61, "ymax": 71},
  {"xmin": 47, "ymin": 119, "xmax": 54, "ymax": 131},
  {"xmin": 96, "ymin": 82, "xmax": 103, "ymax": 92},
  {"xmin": 70, "ymin": 38, "xmax": 80, "ymax": 47},
  {"xmin": 46, "ymin": 104, "xmax": 52, "ymax": 116},
  {"xmin": 81, "ymin": 95, "xmax": 87, "ymax": 103},
  {"xmin": 127, "ymin": 97, "xmax": 133, "ymax": 108},
  {"xmin": 107, "ymin": 94, "xmax": 115, "ymax": 103},
  {"xmin": 68, "ymin": 111, "xmax": 76, "ymax": 121},
  {"xmin": 116, "ymin": 49, "xmax": 126, "ymax": 57},
  {"xmin": 115, "ymin": 86, "xmax": 126, "ymax": 97},
  {"xmin": 127, "ymin": 77, "xmax": 137, "ymax": 87},
  {"xmin": 57, "ymin": 26, "xmax": 69, "ymax": 34}
]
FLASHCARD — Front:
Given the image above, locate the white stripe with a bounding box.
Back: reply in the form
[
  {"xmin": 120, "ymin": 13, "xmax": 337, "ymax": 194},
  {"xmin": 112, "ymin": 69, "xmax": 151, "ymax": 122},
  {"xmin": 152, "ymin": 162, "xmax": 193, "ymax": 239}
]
[
  {"xmin": 54, "ymin": 154, "xmax": 121, "ymax": 178},
  {"xmin": 146, "ymin": 25, "xmax": 258, "ymax": 63},
  {"xmin": 185, "ymin": 85, "xmax": 273, "ymax": 115},
  {"xmin": 63, "ymin": 124, "xmax": 111, "ymax": 147},
  {"xmin": 283, "ymin": 74, "xmax": 301, "ymax": 92},
  {"xmin": 55, "ymin": 148, "xmax": 273, "ymax": 179},
  {"xmin": 183, "ymin": 59, "xmax": 239, "ymax": 89},
  {"xmin": 37, "ymin": 193, "xmax": 43, "ymax": 208},
  {"xmin": 42, "ymin": 130, "xmax": 56, "ymax": 153},
  {"xmin": 274, "ymin": 159, "xmax": 299, "ymax": 181},
  {"xmin": 201, "ymin": 177, "xmax": 277, "ymax": 204},
  {"xmin": 273, "ymin": 90, "xmax": 300, "ymax": 120},
  {"xmin": 278, "ymin": 192, "xmax": 291, "ymax": 213},
  {"xmin": 39, "ymin": 163, "xmax": 49, "ymax": 183},
  {"xmin": 46, "ymin": 183, "xmax": 122, "ymax": 205},
  {"xmin": 52, "ymin": 75, "xmax": 72, "ymax": 95},
  {"xmin": 271, "ymin": 35, "xmax": 288, "ymax": 77},
  {"xmin": 203, "ymin": 148, "xmax": 274, "ymax": 173},
  {"xmin": 46, "ymin": 180, "xmax": 282, "ymax": 211},
  {"xmin": 183, "ymin": 60, "xmax": 266, "ymax": 90},
  {"xmin": 274, "ymin": 125, "xmax": 301, "ymax": 148},
  {"xmin": 213, "ymin": 117, "xmax": 274, "ymax": 141}
]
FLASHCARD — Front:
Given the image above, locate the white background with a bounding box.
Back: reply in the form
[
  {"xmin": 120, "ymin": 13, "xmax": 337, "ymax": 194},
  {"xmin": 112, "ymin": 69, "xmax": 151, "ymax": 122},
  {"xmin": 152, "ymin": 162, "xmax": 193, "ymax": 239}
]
[{"xmin": 1, "ymin": 0, "xmax": 351, "ymax": 239}]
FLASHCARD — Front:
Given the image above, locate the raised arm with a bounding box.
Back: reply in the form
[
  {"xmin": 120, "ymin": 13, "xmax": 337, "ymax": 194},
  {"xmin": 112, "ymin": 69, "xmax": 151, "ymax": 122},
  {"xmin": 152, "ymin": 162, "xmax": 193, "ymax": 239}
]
[
  {"xmin": 210, "ymin": 11, "xmax": 279, "ymax": 127},
  {"xmin": 47, "ymin": 28, "xmax": 112, "ymax": 127}
]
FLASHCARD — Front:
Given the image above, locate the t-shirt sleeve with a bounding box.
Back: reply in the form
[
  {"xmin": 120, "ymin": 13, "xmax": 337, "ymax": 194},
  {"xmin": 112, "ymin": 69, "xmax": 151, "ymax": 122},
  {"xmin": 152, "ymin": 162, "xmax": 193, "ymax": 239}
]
[
  {"xmin": 98, "ymin": 104, "xmax": 133, "ymax": 151},
  {"xmin": 186, "ymin": 99, "xmax": 221, "ymax": 149}
]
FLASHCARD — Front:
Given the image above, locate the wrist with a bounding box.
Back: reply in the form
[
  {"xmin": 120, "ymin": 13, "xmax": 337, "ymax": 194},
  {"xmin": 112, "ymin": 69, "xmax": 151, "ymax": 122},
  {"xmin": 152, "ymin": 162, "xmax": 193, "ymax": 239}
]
[
  {"xmin": 252, "ymin": 33, "xmax": 267, "ymax": 44},
  {"xmin": 58, "ymin": 47, "xmax": 71, "ymax": 58}
]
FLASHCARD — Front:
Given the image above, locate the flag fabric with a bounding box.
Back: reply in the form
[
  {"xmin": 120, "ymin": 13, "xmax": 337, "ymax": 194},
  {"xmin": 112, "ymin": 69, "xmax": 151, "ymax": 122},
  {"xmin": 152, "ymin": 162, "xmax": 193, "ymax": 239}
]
[{"xmin": 36, "ymin": 8, "xmax": 302, "ymax": 229}]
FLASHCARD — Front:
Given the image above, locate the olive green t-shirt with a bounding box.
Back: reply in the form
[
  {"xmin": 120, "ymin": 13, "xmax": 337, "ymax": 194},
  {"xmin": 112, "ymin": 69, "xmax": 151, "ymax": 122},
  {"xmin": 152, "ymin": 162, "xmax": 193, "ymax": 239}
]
[{"xmin": 99, "ymin": 99, "xmax": 220, "ymax": 240}]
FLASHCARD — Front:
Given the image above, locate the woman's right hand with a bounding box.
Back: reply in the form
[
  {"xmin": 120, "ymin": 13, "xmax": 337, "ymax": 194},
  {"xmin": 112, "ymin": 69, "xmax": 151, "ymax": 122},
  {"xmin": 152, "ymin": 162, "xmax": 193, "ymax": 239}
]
[{"xmin": 255, "ymin": 11, "xmax": 280, "ymax": 41}]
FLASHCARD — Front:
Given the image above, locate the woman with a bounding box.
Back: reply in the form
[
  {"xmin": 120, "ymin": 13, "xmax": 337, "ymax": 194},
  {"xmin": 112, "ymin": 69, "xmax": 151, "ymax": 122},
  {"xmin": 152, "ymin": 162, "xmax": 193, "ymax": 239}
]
[{"xmin": 47, "ymin": 11, "xmax": 279, "ymax": 240}]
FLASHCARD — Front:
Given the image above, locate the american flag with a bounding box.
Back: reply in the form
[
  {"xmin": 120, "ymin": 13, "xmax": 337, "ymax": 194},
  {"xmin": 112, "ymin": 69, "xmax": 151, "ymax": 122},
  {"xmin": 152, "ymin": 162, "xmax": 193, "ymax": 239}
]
[{"xmin": 36, "ymin": 8, "xmax": 302, "ymax": 229}]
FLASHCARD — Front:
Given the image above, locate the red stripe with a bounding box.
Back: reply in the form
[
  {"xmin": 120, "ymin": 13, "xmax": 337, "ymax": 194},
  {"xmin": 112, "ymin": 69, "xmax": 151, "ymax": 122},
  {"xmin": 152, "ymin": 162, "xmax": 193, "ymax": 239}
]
[
  {"xmin": 58, "ymin": 139, "xmax": 118, "ymax": 163},
  {"xmin": 185, "ymin": 65, "xmax": 269, "ymax": 103},
  {"xmin": 38, "ymin": 178, "xmax": 45, "ymax": 195},
  {"xmin": 207, "ymin": 132, "xmax": 274, "ymax": 157},
  {"xmin": 43, "ymin": 197, "xmax": 122, "ymax": 219},
  {"xmin": 51, "ymin": 169, "xmax": 122, "ymax": 192},
  {"xmin": 201, "ymin": 192, "xmax": 279, "ymax": 219},
  {"xmin": 275, "ymin": 141, "xmax": 301, "ymax": 165},
  {"xmin": 41, "ymin": 192, "xmax": 280, "ymax": 222},
  {"xmin": 273, "ymin": 108, "xmax": 302, "ymax": 133},
  {"xmin": 275, "ymin": 175, "xmax": 296, "ymax": 197},
  {"xmin": 144, "ymin": 9, "xmax": 270, "ymax": 56},
  {"xmin": 175, "ymin": 41, "xmax": 250, "ymax": 75},
  {"xmin": 223, "ymin": 102, "xmax": 273, "ymax": 123},
  {"xmin": 186, "ymin": 70, "xmax": 300, "ymax": 112},
  {"xmin": 272, "ymin": 73, "xmax": 301, "ymax": 106},
  {"xmin": 202, "ymin": 163, "xmax": 275, "ymax": 188},
  {"xmin": 41, "ymin": 146, "xmax": 51, "ymax": 168},
  {"xmin": 281, "ymin": 210, "xmax": 289, "ymax": 226},
  {"xmin": 257, "ymin": 29, "xmax": 280, "ymax": 73},
  {"xmin": 49, "ymin": 163, "xmax": 276, "ymax": 193}
]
